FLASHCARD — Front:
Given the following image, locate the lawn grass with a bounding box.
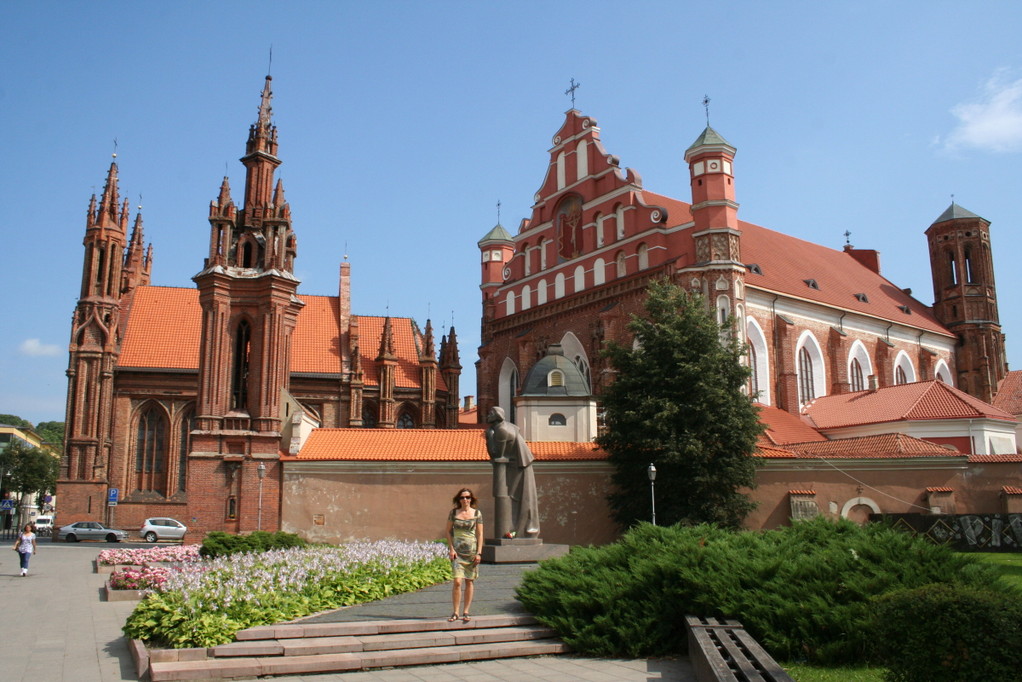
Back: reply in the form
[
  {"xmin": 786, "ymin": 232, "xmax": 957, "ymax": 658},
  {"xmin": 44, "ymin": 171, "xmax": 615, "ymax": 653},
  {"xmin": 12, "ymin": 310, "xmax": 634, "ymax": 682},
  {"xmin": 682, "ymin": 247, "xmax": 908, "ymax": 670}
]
[
  {"xmin": 782, "ymin": 663, "xmax": 884, "ymax": 682},
  {"xmin": 972, "ymin": 551, "xmax": 1022, "ymax": 590}
]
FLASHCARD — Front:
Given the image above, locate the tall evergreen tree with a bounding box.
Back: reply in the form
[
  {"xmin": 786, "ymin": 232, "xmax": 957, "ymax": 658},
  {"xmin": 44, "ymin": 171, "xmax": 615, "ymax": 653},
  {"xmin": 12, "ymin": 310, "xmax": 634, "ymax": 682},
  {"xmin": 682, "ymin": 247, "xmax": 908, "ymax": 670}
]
[{"xmin": 597, "ymin": 278, "xmax": 763, "ymax": 528}]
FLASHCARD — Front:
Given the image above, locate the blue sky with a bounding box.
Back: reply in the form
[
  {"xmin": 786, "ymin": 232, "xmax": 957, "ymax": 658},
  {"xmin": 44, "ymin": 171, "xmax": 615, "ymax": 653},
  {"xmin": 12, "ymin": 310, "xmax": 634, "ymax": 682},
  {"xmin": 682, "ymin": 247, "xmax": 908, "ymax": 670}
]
[{"xmin": 2, "ymin": 2, "xmax": 1022, "ymax": 426}]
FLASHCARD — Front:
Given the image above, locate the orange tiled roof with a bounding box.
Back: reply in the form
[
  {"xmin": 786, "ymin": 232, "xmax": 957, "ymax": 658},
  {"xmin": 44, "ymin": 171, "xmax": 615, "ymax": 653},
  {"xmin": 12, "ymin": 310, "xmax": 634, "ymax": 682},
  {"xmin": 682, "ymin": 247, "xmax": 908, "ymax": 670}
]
[
  {"xmin": 292, "ymin": 428, "xmax": 606, "ymax": 461},
  {"xmin": 757, "ymin": 404, "xmax": 826, "ymax": 445},
  {"xmin": 782, "ymin": 433, "xmax": 962, "ymax": 459},
  {"xmin": 1003, "ymin": 486, "xmax": 1022, "ymax": 495},
  {"xmin": 926, "ymin": 486, "xmax": 954, "ymax": 493},
  {"xmin": 802, "ymin": 381, "xmax": 1016, "ymax": 429},
  {"xmin": 993, "ymin": 370, "xmax": 1022, "ymax": 416},
  {"xmin": 788, "ymin": 489, "xmax": 816, "ymax": 495},
  {"xmin": 968, "ymin": 453, "xmax": 1022, "ymax": 463},
  {"xmin": 117, "ymin": 287, "xmax": 434, "ymax": 389}
]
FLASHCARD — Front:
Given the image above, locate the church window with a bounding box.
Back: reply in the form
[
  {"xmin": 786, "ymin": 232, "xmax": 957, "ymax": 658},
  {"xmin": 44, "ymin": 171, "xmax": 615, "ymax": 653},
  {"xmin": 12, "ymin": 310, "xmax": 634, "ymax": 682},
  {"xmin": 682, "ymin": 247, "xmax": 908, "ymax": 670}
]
[
  {"xmin": 505, "ymin": 291, "xmax": 515, "ymax": 315},
  {"xmin": 134, "ymin": 403, "xmax": 168, "ymax": 494},
  {"xmin": 593, "ymin": 258, "xmax": 606, "ymax": 285},
  {"xmin": 226, "ymin": 496, "xmax": 237, "ymax": 520},
  {"xmin": 549, "ymin": 413, "xmax": 567, "ymax": 426},
  {"xmin": 637, "ymin": 243, "xmax": 649, "ymax": 270},
  {"xmin": 574, "ymin": 354, "xmax": 591, "ymax": 392},
  {"xmin": 717, "ymin": 295, "xmax": 730, "ymax": 324},
  {"xmin": 521, "ymin": 285, "xmax": 532, "ymax": 310},
  {"xmin": 895, "ymin": 366, "xmax": 907, "ymax": 385},
  {"xmin": 362, "ymin": 403, "xmax": 378, "ymax": 428},
  {"xmin": 893, "ymin": 351, "xmax": 916, "ymax": 385},
  {"xmin": 964, "ymin": 246, "xmax": 975, "ymax": 283},
  {"xmin": 748, "ymin": 343, "xmax": 760, "ymax": 398},
  {"xmin": 615, "ymin": 205, "xmax": 625, "ymax": 240},
  {"xmin": 231, "ymin": 320, "xmax": 251, "ymax": 410},
  {"xmin": 576, "ymin": 140, "xmax": 588, "ymax": 178},
  {"xmin": 594, "ymin": 212, "xmax": 605, "ymax": 247},
  {"xmin": 556, "ymin": 151, "xmax": 566, "ymax": 189},
  {"xmin": 798, "ymin": 347, "xmax": 815, "ymax": 404},
  {"xmin": 615, "ymin": 251, "xmax": 626, "ymax": 278},
  {"xmin": 574, "ymin": 265, "xmax": 585, "ymax": 293},
  {"xmin": 540, "ymin": 240, "xmax": 548, "ymax": 270},
  {"xmin": 948, "ymin": 251, "xmax": 958, "ymax": 286},
  {"xmin": 94, "ymin": 245, "xmax": 106, "ymax": 293},
  {"xmin": 523, "ymin": 242, "xmax": 531, "ymax": 275},
  {"xmin": 397, "ymin": 410, "xmax": 415, "ymax": 428},
  {"xmin": 537, "ymin": 279, "xmax": 548, "ymax": 305},
  {"xmin": 554, "ymin": 273, "xmax": 565, "ymax": 299},
  {"xmin": 241, "ymin": 240, "xmax": 255, "ymax": 268},
  {"xmin": 850, "ymin": 358, "xmax": 864, "ymax": 392},
  {"xmin": 499, "ymin": 359, "xmax": 519, "ymax": 424}
]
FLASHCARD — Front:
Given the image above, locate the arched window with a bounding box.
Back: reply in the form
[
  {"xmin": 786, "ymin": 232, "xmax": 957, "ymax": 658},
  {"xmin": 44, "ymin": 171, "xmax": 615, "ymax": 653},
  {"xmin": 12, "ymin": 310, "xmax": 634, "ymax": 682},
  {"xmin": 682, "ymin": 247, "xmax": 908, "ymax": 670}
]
[
  {"xmin": 893, "ymin": 351, "xmax": 916, "ymax": 385},
  {"xmin": 615, "ymin": 205, "xmax": 625, "ymax": 239},
  {"xmin": 362, "ymin": 403, "xmax": 378, "ymax": 428},
  {"xmin": 716, "ymin": 295, "xmax": 730, "ymax": 325},
  {"xmin": 548, "ymin": 370, "xmax": 565, "ymax": 387},
  {"xmin": 615, "ymin": 251, "xmax": 626, "ymax": 278},
  {"xmin": 231, "ymin": 320, "xmax": 251, "ymax": 410},
  {"xmin": 178, "ymin": 407, "xmax": 195, "ymax": 493},
  {"xmin": 522, "ymin": 242, "xmax": 531, "ymax": 275},
  {"xmin": 397, "ymin": 410, "xmax": 415, "ymax": 428},
  {"xmin": 594, "ymin": 212, "xmax": 605, "ymax": 247},
  {"xmin": 241, "ymin": 240, "xmax": 255, "ymax": 268},
  {"xmin": 798, "ymin": 347, "xmax": 815, "ymax": 404},
  {"xmin": 749, "ymin": 343, "xmax": 760, "ymax": 398},
  {"xmin": 521, "ymin": 284, "xmax": 532, "ymax": 310},
  {"xmin": 559, "ymin": 332, "xmax": 592, "ymax": 393},
  {"xmin": 746, "ymin": 318, "xmax": 770, "ymax": 404},
  {"xmin": 576, "ymin": 140, "xmax": 588, "ymax": 178},
  {"xmin": 505, "ymin": 291, "xmax": 515, "ymax": 315},
  {"xmin": 556, "ymin": 151, "xmax": 566, "ymax": 189},
  {"xmin": 637, "ymin": 243, "xmax": 649, "ymax": 270},
  {"xmin": 895, "ymin": 366, "xmax": 907, "ymax": 384},
  {"xmin": 593, "ymin": 258, "xmax": 606, "ymax": 285},
  {"xmin": 574, "ymin": 265, "xmax": 585, "ymax": 293},
  {"xmin": 850, "ymin": 358, "xmax": 865, "ymax": 392},
  {"xmin": 537, "ymin": 279, "xmax": 548, "ymax": 305},
  {"xmin": 135, "ymin": 403, "xmax": 168, "ymax": 494},
  {"xmin": 934, "ymin": 359, "xmax": 953, "ymax": 385},
  {"xmin": 554, "ymin": 273, "xmax": 566, "ymax": 299},
  {"xmin": 549, "ymin": 413, "xmax": 567, "ymax": 426}
]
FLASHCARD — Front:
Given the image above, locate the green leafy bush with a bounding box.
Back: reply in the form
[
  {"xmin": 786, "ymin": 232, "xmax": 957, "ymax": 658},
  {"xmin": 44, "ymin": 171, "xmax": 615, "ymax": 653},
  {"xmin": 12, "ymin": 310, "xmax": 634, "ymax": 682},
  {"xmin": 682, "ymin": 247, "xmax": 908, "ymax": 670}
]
[
  {"xmin": 869, "ymin": 583, "xmax": 1022, "ymax": 682},
  {"xmin": 198, "ymin": 530, "xmax": 308, "ymax": 558},
  {"xmin": 516, "ymin": 518, "xmax": 1015, "ymax": 664}
]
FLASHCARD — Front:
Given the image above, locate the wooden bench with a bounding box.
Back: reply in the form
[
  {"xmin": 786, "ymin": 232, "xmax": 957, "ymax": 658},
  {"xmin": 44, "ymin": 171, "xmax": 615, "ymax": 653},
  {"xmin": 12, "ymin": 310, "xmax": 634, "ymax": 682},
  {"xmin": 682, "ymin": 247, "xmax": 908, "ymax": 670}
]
[{"xmin": 685, "ymin": 616, "xmax": 793, "ymax": 682}]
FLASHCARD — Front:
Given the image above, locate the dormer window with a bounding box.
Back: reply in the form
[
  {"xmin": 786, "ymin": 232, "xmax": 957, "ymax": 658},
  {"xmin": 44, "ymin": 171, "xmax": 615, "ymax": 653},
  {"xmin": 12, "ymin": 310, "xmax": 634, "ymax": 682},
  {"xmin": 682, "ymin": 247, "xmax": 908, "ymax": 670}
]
[
  {"xmin": 898, "ymin": 305, "xmax": 912, "ymax": 315},
  {"xmin": 854, "ymin": 293, "xmax": 869, "ymax": 303},
  {"xmin": 745, "ymin": 263, "xmax": 763, "ymax": 275},
  {"xmin": 803, "ymin": 279, "xmax": 819, "ymax": 290},
  {"xmin": 547, "ymin": 370, "xmax": 565, "ymax": 387}
]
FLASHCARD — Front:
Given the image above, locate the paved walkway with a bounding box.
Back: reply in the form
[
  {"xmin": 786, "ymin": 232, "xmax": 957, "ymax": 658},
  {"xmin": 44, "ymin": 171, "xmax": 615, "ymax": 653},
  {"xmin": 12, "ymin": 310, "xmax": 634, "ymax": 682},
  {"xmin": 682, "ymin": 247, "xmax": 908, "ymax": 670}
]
[{"xmin": 0, "ymin": 541, "xmax": 694, "ymax": 681}]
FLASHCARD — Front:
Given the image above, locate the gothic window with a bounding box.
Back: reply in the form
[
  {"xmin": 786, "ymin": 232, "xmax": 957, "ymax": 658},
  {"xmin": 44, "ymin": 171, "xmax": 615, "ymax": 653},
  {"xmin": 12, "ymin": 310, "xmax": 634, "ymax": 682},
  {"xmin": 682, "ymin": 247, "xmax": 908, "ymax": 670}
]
[
  {"xmin": 397, "ymin": 410, "xmax": 415, "ymax": 429},
  {"xmin": 226, "ymin": 496, "xmax": 237, "ymax": 520},
  {"xmin": 895, "ymin": 366, "xmax": 907, "ymax": 385},
  {"xmin": 549, "ymin": 413, "xmax": 567, "ymax": 426},
  {"xmin": 574, "ymin": 354, "xmax": 591, "ymax": 393},
  {"xmin": 178, "ymin": 407, "xmax": 195, "ymax": 493},
  {"xmin": 948, "ymin": 251, "xmax": 958, "ymax": 286},
  {"xmin": 850, "ymin": 358, "xmax": 865, "ymax": 392},
  {"xmin": 749, "ymin": 343, "xmax": 759, "ymax": 398},
  {"xmin": 94, "ymin": 245, "xmax": 106, "ymax": 292},
  {"xmin": 231, "ymin": 320, "xmax": 251, "ymax": 410},
  {"xmin": 362, "ymin": 403, "xmax": 378, "ymax": 428},
  {"xmin": 798, "ymin": 347, "xmax": 815, "ymax": 404},
  {"xmin": 134, "ymin": 403, "xmax": 168, "ymax": 494},
  {"xmin": 893, "ymin": 351, "xmax": 916, "ymax": 385},
  {"xmin": 716, "ymin": 295, "xmax": 730, "ymax": 324}
]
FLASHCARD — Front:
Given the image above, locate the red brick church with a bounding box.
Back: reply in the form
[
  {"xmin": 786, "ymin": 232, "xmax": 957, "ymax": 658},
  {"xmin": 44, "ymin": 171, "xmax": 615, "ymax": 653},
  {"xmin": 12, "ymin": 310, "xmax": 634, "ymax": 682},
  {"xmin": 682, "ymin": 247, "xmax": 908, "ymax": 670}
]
[{"xmin": 57, "ymin": 76, "xmax": 461, "ymax": 535}]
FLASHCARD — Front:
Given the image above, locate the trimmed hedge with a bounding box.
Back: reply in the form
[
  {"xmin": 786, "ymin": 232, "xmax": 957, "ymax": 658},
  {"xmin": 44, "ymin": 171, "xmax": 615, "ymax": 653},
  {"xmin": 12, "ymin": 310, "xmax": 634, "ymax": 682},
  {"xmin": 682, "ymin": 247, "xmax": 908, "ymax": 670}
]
[
  {"xmin": 516, "ymin": 518, "xmax": 1017, "ymax": 664},
  {"xmin": 199, "ymin": 530, "xmax": 308, "ymax": 558}
]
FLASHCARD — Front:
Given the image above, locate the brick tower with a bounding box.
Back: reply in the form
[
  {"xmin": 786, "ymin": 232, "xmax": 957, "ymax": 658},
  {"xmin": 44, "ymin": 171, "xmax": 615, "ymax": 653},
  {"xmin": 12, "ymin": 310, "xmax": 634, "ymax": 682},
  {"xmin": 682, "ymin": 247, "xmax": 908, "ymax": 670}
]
[
  {"xmin": 189, "ymin": 75, "xmax": 302, "ymax": 534},
  {"xmin": 925, "ymin": 203, "xmax": 1007, "ymax": 402}
]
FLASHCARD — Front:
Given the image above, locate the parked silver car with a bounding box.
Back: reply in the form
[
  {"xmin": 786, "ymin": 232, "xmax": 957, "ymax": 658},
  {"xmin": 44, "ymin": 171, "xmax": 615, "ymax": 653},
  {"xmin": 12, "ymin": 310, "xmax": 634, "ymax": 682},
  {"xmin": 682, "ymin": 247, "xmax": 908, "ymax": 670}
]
[
  {"xmin": 139, "ymin": 517, "xmax": 187, "ymax": 543},
  {"xmin": 58, "ymin": 521, "xmax": 128, "ymax": 543}
]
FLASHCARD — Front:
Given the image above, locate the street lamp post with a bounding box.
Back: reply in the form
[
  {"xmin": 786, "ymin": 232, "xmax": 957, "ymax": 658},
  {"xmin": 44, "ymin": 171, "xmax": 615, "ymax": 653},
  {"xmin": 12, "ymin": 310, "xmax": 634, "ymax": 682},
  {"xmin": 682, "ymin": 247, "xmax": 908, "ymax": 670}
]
[
  {"xmin": 257, "ymin": 463, "xmax": 267, "ymax": 531},
  {"xmin": 647, "ymin": 463, "xmax": 657, "ymax": 526}
]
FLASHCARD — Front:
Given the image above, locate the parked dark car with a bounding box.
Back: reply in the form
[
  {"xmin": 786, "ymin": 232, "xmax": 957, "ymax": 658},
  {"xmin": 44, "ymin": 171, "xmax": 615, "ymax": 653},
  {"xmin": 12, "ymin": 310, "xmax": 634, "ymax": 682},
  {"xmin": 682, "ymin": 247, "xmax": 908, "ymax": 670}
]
[{"xmin": 57, "ymin": 521, "xmax": 128, "ymax": 543}]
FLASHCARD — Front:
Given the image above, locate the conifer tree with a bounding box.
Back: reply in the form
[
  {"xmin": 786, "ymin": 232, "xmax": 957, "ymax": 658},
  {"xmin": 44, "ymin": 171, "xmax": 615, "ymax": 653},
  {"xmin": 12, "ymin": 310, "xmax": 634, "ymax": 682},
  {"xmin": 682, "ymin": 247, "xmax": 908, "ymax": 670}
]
[{"xmin": 597, "ymin": 278, "xmax": 763, "ymax": 528}]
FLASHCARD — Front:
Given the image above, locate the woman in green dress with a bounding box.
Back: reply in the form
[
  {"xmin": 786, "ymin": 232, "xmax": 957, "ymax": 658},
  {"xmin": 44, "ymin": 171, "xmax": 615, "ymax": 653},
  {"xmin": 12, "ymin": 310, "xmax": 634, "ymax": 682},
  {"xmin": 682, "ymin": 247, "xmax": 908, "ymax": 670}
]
[{"xmin": 446, "ymin": 487, "xmax": 484, "ymax": 622}]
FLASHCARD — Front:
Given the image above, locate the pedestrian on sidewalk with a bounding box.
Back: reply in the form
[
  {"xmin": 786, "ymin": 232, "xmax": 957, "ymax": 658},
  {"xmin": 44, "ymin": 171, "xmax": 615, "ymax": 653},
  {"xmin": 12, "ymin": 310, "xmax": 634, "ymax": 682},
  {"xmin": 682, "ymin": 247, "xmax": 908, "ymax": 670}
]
[
  {"xmin": 13, "ymin": 522, "xmax": 37, "ymax": 576},
  {"xmin": 446, "ymin": 488, "xmax": 484, "ymax": 623}
]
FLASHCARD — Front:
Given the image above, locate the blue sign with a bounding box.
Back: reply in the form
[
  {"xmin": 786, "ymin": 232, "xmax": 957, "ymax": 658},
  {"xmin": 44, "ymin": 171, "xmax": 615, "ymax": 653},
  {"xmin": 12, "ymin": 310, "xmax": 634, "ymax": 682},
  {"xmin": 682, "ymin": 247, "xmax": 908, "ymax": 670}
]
[
  {"xmin": 107, "ymin": 488, "xmax": 119, "ymax": 504},
  {"xmin": 0, "ymin": 499, "xmax": 14, "ymax": 511}
]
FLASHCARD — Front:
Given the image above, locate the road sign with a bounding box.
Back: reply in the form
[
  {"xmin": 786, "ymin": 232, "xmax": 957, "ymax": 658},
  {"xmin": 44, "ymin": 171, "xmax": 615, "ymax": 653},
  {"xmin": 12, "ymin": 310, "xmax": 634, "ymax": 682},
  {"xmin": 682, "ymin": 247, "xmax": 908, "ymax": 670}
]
[
  {"xmin": 107, "ymin": 488, "xmax": 119, "ymax": 506},
  {"xmin": 0, "ymin": 499, "xmax": 14, "ymax": 511}
]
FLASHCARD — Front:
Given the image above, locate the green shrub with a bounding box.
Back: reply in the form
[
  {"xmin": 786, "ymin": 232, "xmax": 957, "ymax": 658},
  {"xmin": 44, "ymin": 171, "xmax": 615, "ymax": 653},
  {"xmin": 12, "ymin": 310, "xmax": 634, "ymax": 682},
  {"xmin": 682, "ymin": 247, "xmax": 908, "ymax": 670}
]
[
  {"xmin": 199, "ymin": 530, "xmax": 308, "ymax": 558},
  {"xmin": 869, "ymin": 583, "xmax": 1022, "ymax": 682},
  {"xmin": 516, "ymin": 518, "xmax": 1015, "ymax": 664}
]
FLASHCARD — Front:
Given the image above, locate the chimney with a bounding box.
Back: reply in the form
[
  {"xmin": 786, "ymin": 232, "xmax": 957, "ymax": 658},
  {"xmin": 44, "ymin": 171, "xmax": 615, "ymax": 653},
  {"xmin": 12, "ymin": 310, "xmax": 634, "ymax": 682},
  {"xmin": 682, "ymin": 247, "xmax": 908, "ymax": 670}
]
[{"xmin": 463, "ymin": 396, "xmax": 475, "ymax": 410}]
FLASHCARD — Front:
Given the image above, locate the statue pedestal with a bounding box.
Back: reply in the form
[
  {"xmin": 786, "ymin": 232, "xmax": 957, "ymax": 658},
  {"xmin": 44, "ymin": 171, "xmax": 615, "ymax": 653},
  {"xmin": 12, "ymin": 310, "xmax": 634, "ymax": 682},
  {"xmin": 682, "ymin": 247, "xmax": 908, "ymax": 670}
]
[{"xmin": 481, "ymin": 537, "xmax": 569, "ymax": 564}]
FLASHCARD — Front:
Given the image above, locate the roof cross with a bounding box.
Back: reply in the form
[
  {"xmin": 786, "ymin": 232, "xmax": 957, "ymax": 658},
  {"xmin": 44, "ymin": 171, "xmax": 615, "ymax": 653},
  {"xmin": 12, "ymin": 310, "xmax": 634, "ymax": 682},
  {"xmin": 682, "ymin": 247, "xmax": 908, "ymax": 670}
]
[
  {"xmin": 565, "ymin": 78, "xmax": 581, "ymax": 108},
  {"xmin": 112, "ymin": 137, "xmax": 118, "ymax": 159},
  {"xmin": 496, "ymin": 199, "xmax": 501, "ymax": 224},
  {"xmin": 702, "ymin": 95, "xmax": 711, "ymax": 126},
  {"xmin": 844, "ymin": 230, "xmax": 851, "ymax": 245}
]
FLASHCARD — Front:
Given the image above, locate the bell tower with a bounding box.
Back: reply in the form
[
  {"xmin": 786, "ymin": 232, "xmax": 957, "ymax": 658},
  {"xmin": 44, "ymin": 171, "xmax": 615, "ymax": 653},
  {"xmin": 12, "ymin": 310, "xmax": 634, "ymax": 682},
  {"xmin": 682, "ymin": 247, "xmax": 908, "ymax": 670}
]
[
  {"xmin": 190, "ymin": 75, "xmax": 302, "ymax": 533},
  {"xmin": 925, "ymin": 203, "xmax": 1007, "ymax": 402}
]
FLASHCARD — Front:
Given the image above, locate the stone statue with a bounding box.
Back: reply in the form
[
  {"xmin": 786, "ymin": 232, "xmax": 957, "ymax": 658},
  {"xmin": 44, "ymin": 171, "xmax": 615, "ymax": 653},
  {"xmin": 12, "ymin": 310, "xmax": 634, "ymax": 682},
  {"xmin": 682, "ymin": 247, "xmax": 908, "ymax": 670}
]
[{"xmin": 485, "ymin": 406, "xmax": 540, "ymax": 539}]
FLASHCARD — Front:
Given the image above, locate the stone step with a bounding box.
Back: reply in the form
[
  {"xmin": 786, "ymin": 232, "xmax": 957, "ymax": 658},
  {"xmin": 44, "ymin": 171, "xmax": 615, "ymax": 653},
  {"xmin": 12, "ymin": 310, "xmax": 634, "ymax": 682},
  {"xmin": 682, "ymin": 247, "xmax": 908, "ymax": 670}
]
[
  {"xmin": 149, "ymin": 639, "xmax": 569, "ymax": 681},
  {"xmin": 234, "ymin": 613, "xmax": 536, "ymax": 640}
]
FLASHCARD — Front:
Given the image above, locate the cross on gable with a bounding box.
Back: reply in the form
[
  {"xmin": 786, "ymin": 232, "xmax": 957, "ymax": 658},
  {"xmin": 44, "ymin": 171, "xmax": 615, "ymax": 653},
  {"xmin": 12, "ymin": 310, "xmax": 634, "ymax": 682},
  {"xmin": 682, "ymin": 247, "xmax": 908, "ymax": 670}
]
[{"xmin": 565, "ymin": 78, "xmax": 580, "ymax": 108}]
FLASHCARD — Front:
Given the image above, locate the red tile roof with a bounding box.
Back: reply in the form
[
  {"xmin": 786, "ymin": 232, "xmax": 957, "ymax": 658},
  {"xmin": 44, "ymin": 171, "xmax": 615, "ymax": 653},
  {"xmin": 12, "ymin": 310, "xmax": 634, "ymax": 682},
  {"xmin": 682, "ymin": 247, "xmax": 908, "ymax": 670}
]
[
  {"xmin": 968, "ymin": 453, "xmax": 1022, "ymax": 463},
  {"xmin": 757, "ymin": 404, "xmax": 827, "ymax": 445},
  {"xmin": 788, "ymin": 490, "xmax": 816, "ymax": 496},
  {"xmin": 802, "ymin": 381, "xmax": 1016, "ymax": 429},
  {"xmin": 782, "ymin": 433, "xmax": 963, "ymax": 459},
  {"xmin": 117, "ymin": 287, "xmax": 433, "ymax": 389},
  {"xmin": 291, "ymin": 429, "xmax": 607, "ymax": 461},
  {"xmin": 926, "ymin": 486, "xmax": 954, "ymax": 493},
  {"xmin": 1003, "ymin": 486, "xmax": 1022, "ymax": 495},
  {"xmin": 993, "ymin": 370, "xmax": 1022, "ymax": 416}
]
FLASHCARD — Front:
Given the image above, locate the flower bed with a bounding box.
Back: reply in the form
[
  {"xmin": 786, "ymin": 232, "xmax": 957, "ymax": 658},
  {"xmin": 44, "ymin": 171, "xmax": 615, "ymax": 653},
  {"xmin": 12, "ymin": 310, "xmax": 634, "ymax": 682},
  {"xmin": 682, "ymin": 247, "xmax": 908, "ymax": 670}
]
[
  {"xmin": 98, "ymin": 545, "xmax": 201, "ymax": 566},
  {"xmin": 124, "ymin": 540, "xmax": 448, "ymax": 649}
]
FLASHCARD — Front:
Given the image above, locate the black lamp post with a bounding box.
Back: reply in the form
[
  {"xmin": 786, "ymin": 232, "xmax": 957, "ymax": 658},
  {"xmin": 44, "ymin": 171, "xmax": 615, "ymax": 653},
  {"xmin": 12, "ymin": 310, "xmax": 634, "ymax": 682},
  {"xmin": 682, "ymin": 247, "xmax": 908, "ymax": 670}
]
[
  {"xmin": 257, "ymin": 463, "xmax": 266, "ymax": 531},
  {"xmin": 647, "ymin": 463, "xmax": 657, "ymax": 526}
]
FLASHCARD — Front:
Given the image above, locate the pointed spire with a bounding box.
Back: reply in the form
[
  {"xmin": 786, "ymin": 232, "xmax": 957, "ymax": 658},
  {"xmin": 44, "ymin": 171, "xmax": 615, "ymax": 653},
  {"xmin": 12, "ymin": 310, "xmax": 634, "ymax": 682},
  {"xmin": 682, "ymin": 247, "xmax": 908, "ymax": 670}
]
[
  {"xmin": 97, "ymin": 161, "xmax": 121, "ymax": 227},
  {"xmin": 422, "ymin": 319, "xmax": 436, "ymax": 358},
  {"xmin": 257, "ymin": 75, "xmax": 273, "ymax": 129},
  {"xmin": 218, "ymin": 176, "xmax": 233, "ymax": 207},
  {"xmin": 445, "ymin": 326, "xmax": 461, "ymax": 366},
  {"xmin": 129, "ymin": 211, "xmax": 145, "ymax": 249},
  {"xmin": 272, "ymin": 178, "xmax": 285, "ymax": 207},
  {"xmin": 378, "ymin": 317, "xmax": 396, "ymax": 360}
]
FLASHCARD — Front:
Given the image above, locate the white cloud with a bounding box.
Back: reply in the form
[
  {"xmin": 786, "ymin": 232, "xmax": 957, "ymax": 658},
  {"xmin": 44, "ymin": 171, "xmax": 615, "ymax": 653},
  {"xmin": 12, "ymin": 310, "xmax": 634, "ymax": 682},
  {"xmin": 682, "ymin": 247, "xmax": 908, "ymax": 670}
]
[
  {"xmin": 19, "ymin": 339, "xmax": 60, "ymax": 357},
  {"xmin": 942, "ymin": 69, "xmax": 1022, "ymax": 153}
]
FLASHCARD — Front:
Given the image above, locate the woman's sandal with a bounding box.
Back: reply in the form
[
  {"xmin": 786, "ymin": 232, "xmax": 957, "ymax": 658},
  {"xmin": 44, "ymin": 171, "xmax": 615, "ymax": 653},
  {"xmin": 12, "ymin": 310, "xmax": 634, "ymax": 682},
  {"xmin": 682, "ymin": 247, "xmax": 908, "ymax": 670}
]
[
  {"xmin": 448, "ymin": 613, "xmax": 460, "ymax": 622},
  {"xmin": 461, "ymin": 613, "xmax": 471, "ymax": 623}
]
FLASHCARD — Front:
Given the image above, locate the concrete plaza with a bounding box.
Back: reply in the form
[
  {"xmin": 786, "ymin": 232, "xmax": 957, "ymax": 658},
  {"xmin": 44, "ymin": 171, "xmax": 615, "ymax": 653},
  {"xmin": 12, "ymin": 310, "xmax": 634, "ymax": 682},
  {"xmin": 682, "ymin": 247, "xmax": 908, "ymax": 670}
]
[{"xmin": 0, "ymin": 540, "xmax": 694, "ymax": 681}]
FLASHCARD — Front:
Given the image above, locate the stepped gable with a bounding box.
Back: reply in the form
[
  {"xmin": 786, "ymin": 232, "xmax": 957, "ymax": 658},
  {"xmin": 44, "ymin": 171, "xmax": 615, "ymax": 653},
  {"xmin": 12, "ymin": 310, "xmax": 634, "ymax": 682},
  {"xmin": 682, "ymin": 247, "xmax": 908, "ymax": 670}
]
[
  {"xmin": 993, "ymin": 370, "xmax": 1022, "ymax": 416},
  {"xmin": 116, "ymin": 288, "xmax": 430, "ymax": 388},
  {"xmin": 290, "ymin": 429, "xmax": 605, "ymax": 461},
  {"xmin": 802, "ymin": 380, "xmax": 1016, "ymax": 429},
  {"xmin": 757, "ymin": 404, "xmax": 826, "ymax": 445}
]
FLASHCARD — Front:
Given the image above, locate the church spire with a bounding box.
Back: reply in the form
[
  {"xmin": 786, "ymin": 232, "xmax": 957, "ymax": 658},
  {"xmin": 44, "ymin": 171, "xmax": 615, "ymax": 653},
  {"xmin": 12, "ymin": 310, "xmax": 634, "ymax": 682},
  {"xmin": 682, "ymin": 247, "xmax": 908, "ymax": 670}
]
[
  {"xmin": 242, "ymin": 75, "xmax": 280, "ymax": 211},
  {"xmin": 96, "ymin": 160, "xmax": 124, "ymax": 231}
]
